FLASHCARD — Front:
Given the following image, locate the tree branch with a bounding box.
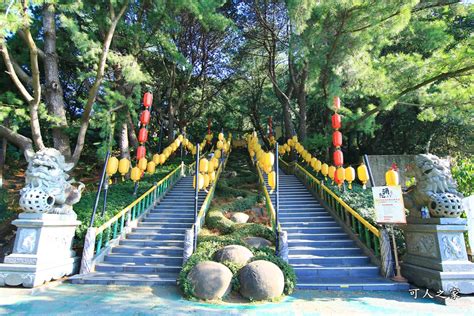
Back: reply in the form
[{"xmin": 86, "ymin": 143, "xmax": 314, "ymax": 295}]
[{"xmin": 71, "ymin": 0, "xmax": 129, "ymax": 165}]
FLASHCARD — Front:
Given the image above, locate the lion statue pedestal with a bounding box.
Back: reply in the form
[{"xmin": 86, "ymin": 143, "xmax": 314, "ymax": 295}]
[
  {"xmin": 0, "ymin": 148, "xmax": 83, "ymax": 288},
  {"xmin": 401, "ymin": 154, "xmax": 474, "ymax": 294}
]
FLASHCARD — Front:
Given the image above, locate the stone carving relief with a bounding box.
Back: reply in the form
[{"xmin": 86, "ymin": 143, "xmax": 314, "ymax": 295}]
[
  {"xmin": 19, "ymin": 148, "xmax": 84, "ymax": 215},
  {"xmin": 442, "ymin": 235, "xmax": 464, "ymax": 260},
  {"xmin": 406, "ymin": 233, "xmax": 436, "ymax": 258},
  {"xmin": 17, "ymin": 229, "xmax": 37, "ymax": 254}
]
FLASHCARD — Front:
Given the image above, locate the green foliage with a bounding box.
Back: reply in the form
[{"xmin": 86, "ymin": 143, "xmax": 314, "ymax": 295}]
[{"xmin": 452, "ymin": 156, "xmax": 474, "ymax": 197}]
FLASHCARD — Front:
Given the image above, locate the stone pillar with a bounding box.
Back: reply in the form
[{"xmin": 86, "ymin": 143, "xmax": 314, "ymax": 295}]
[
  {"xmin": 183, "ymin": 228, "xmax": 194, "ymax": 264},
  {"xmin": 278, "ymin": 230, "xmax": 289, "ymax": 263},
  {"xmin": 0, "ymin": 213, "xmax": 80, "ymax": 287},
  {"xmin": 401, "ymin": 218, "xmax": 474, "ymax": 294}
]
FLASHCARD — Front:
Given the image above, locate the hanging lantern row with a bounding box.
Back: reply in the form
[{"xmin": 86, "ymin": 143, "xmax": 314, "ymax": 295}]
[
  {"xmin": 193, "ymin": 134, "xmax": 232, "ymax": 191},
  {"xmin": 246, "ymin": 132, "xmax": 276, "ymax": 191},
  {"xmin": 279, "ymin": 134, "xmax": 371, "ymax": 190},
  {"xmin": 331, "ymin": 96, "xmax": 344, "ymax": 187}
]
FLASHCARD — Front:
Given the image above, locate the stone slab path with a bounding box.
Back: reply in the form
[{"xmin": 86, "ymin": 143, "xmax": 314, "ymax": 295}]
[{"xmin": 1, "ymin": 282, "xmax": 473, "ymax": 315}]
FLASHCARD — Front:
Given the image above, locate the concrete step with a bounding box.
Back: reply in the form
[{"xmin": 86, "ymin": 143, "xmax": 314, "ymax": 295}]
[
  {"xmin": 295, "ymin": 265, "xmax": 380, "ymax": 278},
  {"xmin": 120, "ymin": 239, "xmax": 184, "ymax": 247},
  {"xmin": 126, "ymin": 232, "xmax": 185, "ymax": 240},
  {"xmin": 288, "ymin": 240, "xmax": 355, "ymax": 250},
  {"xmin": 279, "ymin": 212, "xmax": 328, "ymax": 217},
  {"xmin": 137, "ymin": 222, "xmax": 192, "ymax": 228},
  {"xmin": 142, "ymin": 217, "xmax": 194, "ymax": 223},
  {"xmin": 104, "ymin": 254, "xmax": 183, "ymax": 265},
  {"xmin": 111, "ymin": 246, "xmax": 184, "ymax": 256},
  {"xmin": 286, "ymin": 232, "xmax": 348, "ymax": 239},
  {"xmin": 146, "ymin": 213, "xmax": 194, "ymax": 219},
  {"xmin": 281, "ymin": 221, "xmax": 338, "ymax": 228},
  {"xmin": 285, "ymin": 227, "xmax": 344, "ymax": 234},
  {"xmin": 290, "ymin": 256, "xmax": 370, "ymax": 266},
  {"xmin": 70, "ymin": 272, "xmax": 178, "ymax": 286},
  {"xmin": 288, "ymin": 248, "xmax": 363, "ymax": 258},
  {"xmin": 279, "ymin": 216, "xmax": 333, "ymax": 222},
  {"xmin": 95, "ymin": 263, "xmax": 181, "ymax": 274},
  {"xmin": 295, "ymin": 277, "xmax": 410, "ymax": 291}
]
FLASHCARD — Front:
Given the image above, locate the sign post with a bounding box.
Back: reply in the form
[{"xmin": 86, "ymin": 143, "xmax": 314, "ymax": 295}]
[{"xmin": 372, "ymin": 185, "xmax": 407, "ymax": 282}]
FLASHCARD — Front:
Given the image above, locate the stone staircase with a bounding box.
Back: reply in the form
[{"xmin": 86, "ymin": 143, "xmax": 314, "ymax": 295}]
[
  {"xmin": 268, "ymin": 171, "xmax": 409, "ymax": 291},
  {"xmin": 72, "ymin": 176, "xmax": 206, "ymax": 286}
]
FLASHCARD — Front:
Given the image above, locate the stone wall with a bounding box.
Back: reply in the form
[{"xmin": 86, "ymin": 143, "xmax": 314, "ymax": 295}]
[{"xmin": 365, "ymin": 155, "xmax": 416, "ymax": 188}]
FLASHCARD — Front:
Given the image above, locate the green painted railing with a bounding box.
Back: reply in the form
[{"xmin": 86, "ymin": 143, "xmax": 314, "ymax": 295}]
[
  {"xmin": 280, "ymin": 159, "xmax": 381, "ymax": 257},
  {"xmin": 94, "ymin": 163, "xmax": 189, "ymax": 254}
]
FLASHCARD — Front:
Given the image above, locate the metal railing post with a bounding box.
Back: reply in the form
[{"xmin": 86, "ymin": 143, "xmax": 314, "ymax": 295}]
[
  {"xmin": 90, "ymin": 151, "xmax": 110, "ymax": 227},
  {"xmin": 193, "ymin": 144, "xmax": 200, "ymax": 251}
]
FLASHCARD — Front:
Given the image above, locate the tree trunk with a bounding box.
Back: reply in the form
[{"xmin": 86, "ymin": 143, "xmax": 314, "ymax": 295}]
[
  {"xmin": 0, "ymin": 137, "xmax": 6, "ymax": 188},
  {"xmin": 0, "ymin": 125, "xmax": 34, "ymax": 158},
  {"xmin": 123, "ymin": 109, "xmax": 138, "ymax": 149},
  {"xmin": 297, "ymin": 92, "xmax": 307, "ymax": 141},
  {"xmin": 119, "ymin": 121, "xmax": 130, "ymax": 160},
  {"xmin": 42, "ymin": 3, "xmax": 72, "ymax": 159}
]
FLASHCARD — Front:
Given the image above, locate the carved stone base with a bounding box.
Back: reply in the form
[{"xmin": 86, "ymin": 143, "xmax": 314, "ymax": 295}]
[
  {"xmin": 401, "ymin": 218, "xmax": 474, "ymax": 294},
  {"xmin": 0, "ymin": 213, "xmax": 80, "ymax": 288}
]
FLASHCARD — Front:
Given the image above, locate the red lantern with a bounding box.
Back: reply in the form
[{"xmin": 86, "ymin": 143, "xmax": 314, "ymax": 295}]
[
  {"xmin": 333, "ymin": 149, "xmax": 344, "ymax": 167},
  {"xmin": 333, "ymin": 96, "xmax": 341, "ymax": 111},
  {"xmin": 335, "ymin": 168, "xmax": 344, "ymax": 185},
  {"xmin": 332, "ymin": 113, "xmax": 341, "ymax": 130},
  {"xmin": 143, "ymin": 92, "xmax": 153, "ymax": 108},
  {"xmin": 332, "ymin": 131, "xmax": 342, "ymax": 147},
  {"xmin": 140, "ymin": 110, "xmax": 150, "ymax": 125},
  {"xmin": 136, "ymin": 146, "xmax": 146, "ymax": 160},
  {"xmin": 138, "ymin": 128, "xmax": 148, "ymax": 143}
]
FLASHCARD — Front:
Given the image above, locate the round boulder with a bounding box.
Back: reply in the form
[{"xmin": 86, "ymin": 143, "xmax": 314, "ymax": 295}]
[
  {"xmin": 214, "ymin": 245, "xmax": 253, "ymax": 266},
  {"xmin": 239, "ymin": 260, "xmax": 284, "ymax": 301},
  {"xmin": 243, "ymin": 237, "xmax": 272, "ymax": 249},
  {"xmin": 187, "ymin": 261, "xmax": 232, "ymax": 300},
  {"xmin": 231, "ymin": 212, "xmax": 249, "ymax": 223}
]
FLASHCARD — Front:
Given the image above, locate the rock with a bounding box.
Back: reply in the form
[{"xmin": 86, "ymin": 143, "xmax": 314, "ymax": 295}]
[
  {"xmin": 230, "ymin": 171, "xmax": 238, "ymax": 177},
  {"xmin": 187, "ymin": 261, "xmax": 233, "ymax": 300},
  {"xmin": 231, "ymin": 212, "xmax": 249, "ymax": 223},
  {"xmin": 239, "ymin": 260, "xmax": 284, "ymax": 301},
  {"xmin": 214, "ymin": 245, "xmax": 253, "ymax": 266},
  {"xmin": 236, "ymin": 196, "xmax": 244, "ymax": 200},
  {"xmin": 243, "ymin": 237, "xmax": 272, "ymax": 248}
]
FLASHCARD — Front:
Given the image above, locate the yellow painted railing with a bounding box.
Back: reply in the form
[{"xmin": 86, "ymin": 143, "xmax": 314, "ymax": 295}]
[
  {"xmin": 280, "ymin": 159, "xmax": 380, "ymax": 256},
  {"xmin": 195, "ymin": 151, "xmax": 230, "ymax": 232},
  {"xmin": 255, "ymin": 163, "xmax": 277, "ymax": 230}
]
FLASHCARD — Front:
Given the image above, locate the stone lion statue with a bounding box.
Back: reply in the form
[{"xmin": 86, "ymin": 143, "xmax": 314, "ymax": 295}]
[
  {"xmin": 404, "ymin": 154, "xmax": 464, "ymax": 218},
  {"xmin": 19, "ymin": 148, "xmax": 85, "ymax": 215}
]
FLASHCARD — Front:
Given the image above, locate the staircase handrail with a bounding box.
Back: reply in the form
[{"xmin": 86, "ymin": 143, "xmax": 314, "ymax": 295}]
[
  {"xmin": 255, "ymin": 163, "xmax": 278, "ymax": 230},
  {"xmin": 281, "ymin": 158, "xmax": 381, "ymax": 257},
  {"xmin": 195, "ymin": 151, "xmax": 230, "ymax": 232}
]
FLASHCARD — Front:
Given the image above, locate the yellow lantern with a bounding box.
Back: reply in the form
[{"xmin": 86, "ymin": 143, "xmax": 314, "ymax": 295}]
[
  {"xmin": 147, "ymin": 161, "xmax": 156, "ymax": 174},
  {"xmin": 336, "ymin": 167, "xmax": 345, "ymax": 187},
  {"xmin": 106, "ymin": 156, "xmax": 119, "ymax": 177},
  {"xmin": 192, "ymin": 148, "xmax": 196, "ymax": 155},
  {"xmin": 263, "ymin": 152, "xmax": 274, "ymax": 168},
  {"xmin": 178, "ymin": 134, "xmax": 184, "ymax": 142},
  {"xmin": 268, "ymin": 171, "xmax": 276, "ymax": 191},
  {"xmin": 215, "ymin": 150, "xmax": 221, "ymax": 159},
  {"xmin": 203, "ymin": 173, "xmax": 210, "ymax": 188},
  {"xmin": 207, "ymin": 160, "xmax": 214, "ymax": 173},
  {"xmin": 321, "ymin": 163, "xmax": 329, "ymax": 179},
  {"xmin": 138, "ymin": 158, "xmax": 147, "ymax": 171},
  {"xmin": 218, "ymin": 132, "xmax": 224, "ymax": 141},
  {"xmin": 193, "ymin": 173, "xmax": 205, "ymax": 190},
  {"xmin": 311, "ymin": 158, "xmax": 317, "ymax": 169},
  {"xmin": 152, "ymin": 154, "xmax": 160, "ymax": 165},
  {"xmin": 315, "ymin": 159, "xmax": 322, "ymax": 172},
  {"xmin": 159, "ymin": 154, "xmax": 166, "ymax": 165},
  {"xmin": 212, "ymin": 157, "xmax": 219, "ymax": 170},
  {"xmin": 357, "ymin": 164, "xmax": 369, "ymax": 189},
  {"xmin": 345, "ymin": 166, "xmax": 356, "ymax": 189},
  {"xmin": 118, "ymin": 158, "xmax": 130, "ymax": 177},
  {"xmin": 386, "ymin": 169, "xmax": 399, "ymax": 186},
  {"xmin": 328, "ymin": 166, "xmax": 336, "ymax": 182},
  {"xmin": 171, "ymin": 142, "xmax": 178, "ymax": 152},
  {"xmin": 130, "ymin": 167, "xmax": 141, "ymax": 182},
  {"xmin": 199, "ymin": 158, "xmax": 209, "ymax": 173},
  {"xmin": 183, "ymin": 138, "xmax": 189, "ymax": 146},
  {"xmin": 292, "ymin": 135, "xmax": 298, "ymax": 143},
  {"xmin": 263, "ymin": 163, "xmax": 272, "ymax": 174},
  {"xmin": 217, "ymin": 140, "xmax": 223, "ymax": 149}
]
